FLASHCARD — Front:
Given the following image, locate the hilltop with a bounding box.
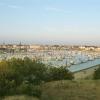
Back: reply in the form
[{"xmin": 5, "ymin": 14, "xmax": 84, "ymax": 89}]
[
  {"xmin": 41, "ymin": 80, "xmax": 100, "ymax": 100},
  {"xmin": 2, "ymin": 80, "xmax": 100, "ymax": 100}
]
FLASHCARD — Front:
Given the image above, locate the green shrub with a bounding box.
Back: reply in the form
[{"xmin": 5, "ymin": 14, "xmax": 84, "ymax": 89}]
[
  {"xmin": 0, "ymin": 58, "xmax": 73, "ymax": 97},
  {"xmin": 94, "ymin": 65, "xmax": 100, "ymax": 79}
]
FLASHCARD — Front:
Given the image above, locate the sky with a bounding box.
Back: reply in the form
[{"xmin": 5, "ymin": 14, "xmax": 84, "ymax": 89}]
[{"xmin": 0, "ymin": 0, "xmax": 100, "ymax": 45}]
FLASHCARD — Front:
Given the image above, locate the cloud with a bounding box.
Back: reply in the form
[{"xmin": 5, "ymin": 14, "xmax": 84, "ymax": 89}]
[
  {"xmin": 8, "ymin": 5, "xmax": 22, "ymax": 9},
  {"xmin": 0, "ymin": 2, "xmax": 22, "ymax": 9},
  {"xmin": 45, "ymin": 7, "xmax": 72, "ymax": 14},
  {"xmin": 45, "ymin": 7, "xmax": 62, "ymax": 12}
]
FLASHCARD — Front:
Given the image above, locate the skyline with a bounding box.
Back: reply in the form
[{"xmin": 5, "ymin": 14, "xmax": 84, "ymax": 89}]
[{"xmin": 0, "ymin": 0, "xmax": 100, "ymax": 45}]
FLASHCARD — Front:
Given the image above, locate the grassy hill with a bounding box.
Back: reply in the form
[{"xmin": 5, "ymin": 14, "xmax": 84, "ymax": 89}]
[
  {"xmin": 41, "ymin": 80, "xmax": 100, "ymax": 100},
  {"xmin": 2, "ymin": 80, "xmax": 100, "ymax": 100},
  {"xmin": 2, "ymin": 95, "xmax": 39, "ymax": 100}
]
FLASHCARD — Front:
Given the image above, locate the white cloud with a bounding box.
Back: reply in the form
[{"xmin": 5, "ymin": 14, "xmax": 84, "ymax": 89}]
[
  {"xmin": 45, "ymin": 7, "xmax": 62, "ymax": 12},
  {"xmin": 45, "ymin": 6, "xmax": 72, "ymax": 14},
  {"xmin": 0, "ymin": 2, "xmax": 22, "ymax": 9},
  {"xmin": 8, "ymin": 5, "xmax": 22, "ymax": 9}
]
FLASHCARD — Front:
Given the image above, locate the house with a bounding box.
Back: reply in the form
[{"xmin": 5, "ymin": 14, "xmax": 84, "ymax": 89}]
[
  {"xmin": 29, "ymin": 44, "xmax": 42, "ymax": 50},
  {"xmin": 95, "ymin": 47, "xmax": 100, "ymax": 51},
  {"xmin": 68, "ymin": 59, "xmax": 100, "ymax": 79}
]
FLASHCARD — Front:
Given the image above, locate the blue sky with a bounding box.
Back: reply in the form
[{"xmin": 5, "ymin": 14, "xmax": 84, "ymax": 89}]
[{"xmin": 0, "ymin": 0, "xmax": 100, "ymax": 45}]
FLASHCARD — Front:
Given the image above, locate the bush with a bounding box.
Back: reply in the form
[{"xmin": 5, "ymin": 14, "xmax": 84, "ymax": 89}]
[
  {"xmin": 48, "ymin": 67, "xmax": 74, "ymax": 81},
  {"xmin": 94, "ymin": 65, "xmax": 100, "ymax": 79},
  {"xmin": 0, "ymin": 58, "xmax": 73, "ymax": 97},
  {"xmin": 16, "ymin": 82, "xmax": 41, "ymax": 97}
]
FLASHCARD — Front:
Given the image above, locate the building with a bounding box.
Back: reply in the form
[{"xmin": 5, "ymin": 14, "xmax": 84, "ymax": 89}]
[
  {"xmin": 68, "ymin": 59, "xmax": 100, "ymax": 79},
  {"xmin": 29, "ymin": 44, "xmax": 42, "ymax": 50},
  {"xmin": 95, "ymin": 47, "xmax": 100, "ymax": 52}
]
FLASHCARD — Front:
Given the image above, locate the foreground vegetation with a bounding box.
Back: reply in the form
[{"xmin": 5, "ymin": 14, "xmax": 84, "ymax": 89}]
[
  {"xmin": 94, "ymin": 66, "xmax": 100, "ymax": 79},
  {"xmin": 0, "ymin": 57, "xmax": 100, "ymax": 100},
  {"xmin": 2, "ymin": 80, "xmax": 100, "ymax": 100},
  {"xmin": 41, "ymin": 80, "xmax": 100, "ymax": 100},
  {"xmin": 0, "ymin": 57, "xmax": 73, "ymax": 98},
  {"xmin": 2, "ymin": 95, "xmax": 39, "ymax": 100}
]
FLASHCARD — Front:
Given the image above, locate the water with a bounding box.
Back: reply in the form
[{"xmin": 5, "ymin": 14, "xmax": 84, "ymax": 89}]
[
  {"xmin": 68, "ymin": 58, "xmax": 100, "ymax": 72},
  {"xmin": 0, "ymin": 50, "xmax": 100, "ymax": 69}
]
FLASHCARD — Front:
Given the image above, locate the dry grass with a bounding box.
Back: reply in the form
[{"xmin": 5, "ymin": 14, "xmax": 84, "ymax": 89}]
[
  {"xmin": 3, "ymin": 95, "xmax": 39, "ymax": 100},
  {"xmin": 1, "ymin": 80, "xmax": 100, "ymax": 100},
  {"xmin": 41, "ymin": 80, "xmax": 100, "ymax": 100}
]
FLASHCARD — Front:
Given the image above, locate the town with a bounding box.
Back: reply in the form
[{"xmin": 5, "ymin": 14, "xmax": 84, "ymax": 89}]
[
  {"xmin": 0, "ymin": 43, "xmax": 100, "ymax": 79},
  {"xmin": 0, "ymin": 44, "xmax": 100, "ymax": 66},
  {"xmin": 1, "ymin": 0, "xmax": 100, "ymax": 99}
]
